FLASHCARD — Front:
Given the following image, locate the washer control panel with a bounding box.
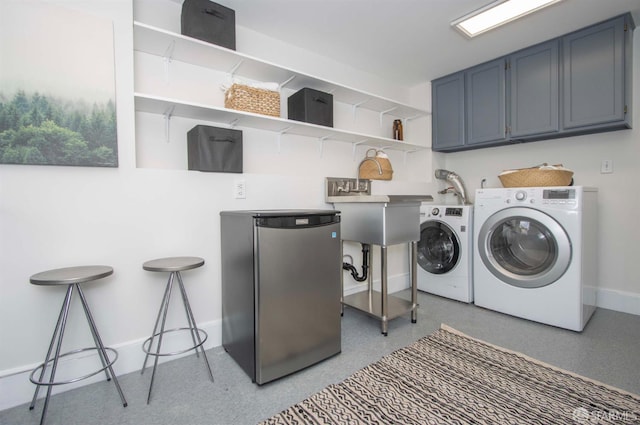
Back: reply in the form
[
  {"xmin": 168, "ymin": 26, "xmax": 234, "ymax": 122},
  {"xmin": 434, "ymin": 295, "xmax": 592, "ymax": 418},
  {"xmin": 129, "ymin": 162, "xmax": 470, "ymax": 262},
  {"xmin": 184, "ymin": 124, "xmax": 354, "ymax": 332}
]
[
  {"xmin": 542, "ymin": 188, "xmax": 577, "ymax": 205},
  {"xmin": 475, "ymin": 187, "xmax": 587, "ymax": 211},
  {"xmin": 445, "ymin": 207, "xmax": 463, "ymax": 217},
  {"xmin": 515, "ymin": 190, "xmax": 527, "ymax": 201}
]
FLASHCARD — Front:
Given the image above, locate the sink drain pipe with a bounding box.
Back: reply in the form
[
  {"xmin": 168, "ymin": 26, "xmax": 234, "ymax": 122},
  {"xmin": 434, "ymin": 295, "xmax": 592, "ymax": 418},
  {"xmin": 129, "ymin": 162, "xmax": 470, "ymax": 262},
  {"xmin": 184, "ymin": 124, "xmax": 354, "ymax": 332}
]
[{"xmin": 343, "ymin": 243, "xmax": 370, "ymax": 282}]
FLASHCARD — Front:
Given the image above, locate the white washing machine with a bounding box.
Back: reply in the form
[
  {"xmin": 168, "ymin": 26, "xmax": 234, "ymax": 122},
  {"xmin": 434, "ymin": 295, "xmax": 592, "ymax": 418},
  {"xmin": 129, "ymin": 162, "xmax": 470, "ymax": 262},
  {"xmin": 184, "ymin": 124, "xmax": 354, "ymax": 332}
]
[
  {"xmin": 473, "ymin": 186, "xmax": 598, "ymax": 331},
  {"xmin": 417, "ymin": 204, "xmax": 473, "ymax": 303}
]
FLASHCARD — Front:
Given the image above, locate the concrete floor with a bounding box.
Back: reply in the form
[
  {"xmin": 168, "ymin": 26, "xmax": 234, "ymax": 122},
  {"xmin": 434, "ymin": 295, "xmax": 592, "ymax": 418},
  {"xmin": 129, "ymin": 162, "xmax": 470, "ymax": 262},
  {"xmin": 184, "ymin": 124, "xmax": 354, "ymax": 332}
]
[{"xmin": 2, "ymin": 290, "xmax": 639, "ymax": 425}]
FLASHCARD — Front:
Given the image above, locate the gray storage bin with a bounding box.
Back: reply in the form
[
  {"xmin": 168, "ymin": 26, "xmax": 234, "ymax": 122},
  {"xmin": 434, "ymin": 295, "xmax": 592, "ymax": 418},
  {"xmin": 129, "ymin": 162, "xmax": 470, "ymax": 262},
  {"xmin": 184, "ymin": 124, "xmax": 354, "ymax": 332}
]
[
  {"xmin": 288, "ymin": 88, "xmax": 333, "ymax": 127},
  {"xmin": 187, "ymin": 125, "xmax": 242, "ymax": 173},
  {"xmin": 181, "ymin": 0, "xmax": 236, "ymax": 50}
]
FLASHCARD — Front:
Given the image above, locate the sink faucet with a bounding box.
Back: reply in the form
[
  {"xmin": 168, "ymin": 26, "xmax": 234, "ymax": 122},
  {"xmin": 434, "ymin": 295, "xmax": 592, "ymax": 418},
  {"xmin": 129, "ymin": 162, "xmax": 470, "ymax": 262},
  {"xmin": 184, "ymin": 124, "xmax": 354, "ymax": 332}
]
[{"xmin": 326, "ymin": 177, "xmax": 372, "ymax": 197}]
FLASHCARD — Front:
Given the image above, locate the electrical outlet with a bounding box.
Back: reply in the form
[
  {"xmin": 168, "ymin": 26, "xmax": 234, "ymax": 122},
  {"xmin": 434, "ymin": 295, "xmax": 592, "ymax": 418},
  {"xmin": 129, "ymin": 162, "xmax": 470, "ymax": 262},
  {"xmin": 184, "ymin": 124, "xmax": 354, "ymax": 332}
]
[
  {"xmin": 600, "ymin": 159, "xmax": 613, "ymax": 174},
  {"xmin": 234, "ymin": 179, "xmax": 246, "ymax": 199}
]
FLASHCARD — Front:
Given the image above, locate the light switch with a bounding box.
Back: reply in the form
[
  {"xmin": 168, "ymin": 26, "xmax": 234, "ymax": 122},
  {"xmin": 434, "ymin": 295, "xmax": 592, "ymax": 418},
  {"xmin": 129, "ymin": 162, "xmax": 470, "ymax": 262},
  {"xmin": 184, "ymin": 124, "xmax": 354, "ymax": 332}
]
[{"xmin": 600, "ymin": 159, "xmax": 613, "ymax": 174}]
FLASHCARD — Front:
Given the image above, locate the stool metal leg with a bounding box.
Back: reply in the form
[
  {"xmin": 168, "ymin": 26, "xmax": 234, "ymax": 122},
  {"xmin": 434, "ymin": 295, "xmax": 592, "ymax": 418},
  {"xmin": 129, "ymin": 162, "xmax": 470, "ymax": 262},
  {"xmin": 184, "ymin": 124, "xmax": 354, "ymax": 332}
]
[
  {"xmin": 146, "ymin": 272, "xmax": 175, "ymax": 404},
  {"xmin": 176, "ymin": 272, "xmax": 200, "ymax": 359},
  {"xmin": 76, "ymin": 284, "xmax": 128, "ymax": 408},
  {"xmin": 80, "ymin": 292, "xmax": 112, "ymax": 382},
  {"xmin": 30, "ymin": 284, "xmax": 74, "ymax": 425},
  {"xmin": 141, "ymin": 274, "xmax": 172, "ymax": 374},
  {"xmin": 29, "ymin": 285, "xmax": 71, "ymax": 412},
  {"xmin": 176, "ymin": 272, "xmax": 214, "ymax": 381}
]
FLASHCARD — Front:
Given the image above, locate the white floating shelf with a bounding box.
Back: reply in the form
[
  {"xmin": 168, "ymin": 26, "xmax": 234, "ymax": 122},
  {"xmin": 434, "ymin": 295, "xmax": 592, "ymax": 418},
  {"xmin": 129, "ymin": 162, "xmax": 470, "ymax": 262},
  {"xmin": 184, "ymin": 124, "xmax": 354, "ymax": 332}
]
[
  {"xmin": 133, "ymin": 21, "xmax": 430, "ymax": 120},
  {"xmin": 134, "ymin": 93, "xmax": 427, "ymax": 153}
]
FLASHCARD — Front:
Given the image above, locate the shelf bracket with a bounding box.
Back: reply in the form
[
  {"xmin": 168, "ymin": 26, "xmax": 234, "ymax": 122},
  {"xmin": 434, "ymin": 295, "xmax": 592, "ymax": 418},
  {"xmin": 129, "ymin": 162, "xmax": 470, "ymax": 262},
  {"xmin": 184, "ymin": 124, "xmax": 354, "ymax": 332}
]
[
  {"xmin": 277, "ymin": 126, "xmax": 292, "ymax": 153},
  {"xmin": 353, "ymin": 139, "xmax": 369, "ymax": 160},
  {"xmin": 379, "ymin": 107, "xmax": 398, "ymax": 126},
  {"xmin": 163, "ymin": 40, "xmax": 176, "ymax": 84},
  {"xmin": 351, "ymin": 100, "xmax": 368, "ymax": 121},
  {"xmin": 163, "ymin": 105, "xmax": 175, "ymax": 144},
  {"xmin": 228, "ymin": 118, "xmax": 240, "ymax": 128},
  {"xmin": 318, "ymin": 135, "xmax": 330, "ymax": 157},
  {"xmin": 229, "ymin": 60, "xmax": 243, "ymax": 77},
  {"xmin": 404, "ymin": 114, "xmax": 422, "ymax": 123},
  {"xmin": 280, "ymin": 75, "xmax": 296, "ymax": 89}
]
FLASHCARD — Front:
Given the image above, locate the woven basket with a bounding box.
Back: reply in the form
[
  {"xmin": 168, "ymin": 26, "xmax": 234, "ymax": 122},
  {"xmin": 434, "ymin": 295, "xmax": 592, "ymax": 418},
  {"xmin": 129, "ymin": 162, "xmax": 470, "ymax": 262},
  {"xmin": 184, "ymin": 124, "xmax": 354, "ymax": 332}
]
[
  {"xmin": 499, "ymin": 168, "xmax": 573, "ymax": 187},
  {"xmin": 358, "ymin": 149, "xmax": 393, "ymax": 180},
  {"xmin": 224, "ymin": 84, "xmax": 280, "ymax": 117}
]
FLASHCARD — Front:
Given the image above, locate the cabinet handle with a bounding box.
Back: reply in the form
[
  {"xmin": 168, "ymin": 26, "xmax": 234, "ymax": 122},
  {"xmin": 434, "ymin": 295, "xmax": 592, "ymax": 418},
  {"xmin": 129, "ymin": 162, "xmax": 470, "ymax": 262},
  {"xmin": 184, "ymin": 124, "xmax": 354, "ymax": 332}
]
[{"xmin": 313, "ymin": 97, "xmax": 327, "ymax": 104}]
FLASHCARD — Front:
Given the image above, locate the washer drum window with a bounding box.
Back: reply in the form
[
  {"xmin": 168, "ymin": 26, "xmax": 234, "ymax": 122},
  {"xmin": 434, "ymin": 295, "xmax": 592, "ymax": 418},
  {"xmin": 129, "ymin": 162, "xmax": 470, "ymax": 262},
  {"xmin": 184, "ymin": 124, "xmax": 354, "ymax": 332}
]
[
  {"xmin": 418, "ymin": 221, "xmax": 460, "ymax": 275},
  {"xmin": 478, "ymin": 207, "xmax": 571, "ymax": 288}
]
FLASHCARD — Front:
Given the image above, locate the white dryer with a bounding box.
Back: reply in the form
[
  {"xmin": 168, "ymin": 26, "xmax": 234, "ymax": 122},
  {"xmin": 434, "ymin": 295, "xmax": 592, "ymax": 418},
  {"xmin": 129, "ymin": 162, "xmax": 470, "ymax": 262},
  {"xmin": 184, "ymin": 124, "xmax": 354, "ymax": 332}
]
[
  {"xmin": 473, "ymin": 186, "xmax": 598, "ymax": 331},
  {"xmin": 417, "ymin": 204, "xmax": 473, "ymax": 303}
]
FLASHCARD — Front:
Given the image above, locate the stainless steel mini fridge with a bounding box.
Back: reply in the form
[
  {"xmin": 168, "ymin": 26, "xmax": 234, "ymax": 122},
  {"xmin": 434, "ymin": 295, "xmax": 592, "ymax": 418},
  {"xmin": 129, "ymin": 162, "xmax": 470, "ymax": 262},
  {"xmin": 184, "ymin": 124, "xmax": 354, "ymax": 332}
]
[{"xmin": 220, "ymin": 209, "xmax": 341, "ymax": 384}]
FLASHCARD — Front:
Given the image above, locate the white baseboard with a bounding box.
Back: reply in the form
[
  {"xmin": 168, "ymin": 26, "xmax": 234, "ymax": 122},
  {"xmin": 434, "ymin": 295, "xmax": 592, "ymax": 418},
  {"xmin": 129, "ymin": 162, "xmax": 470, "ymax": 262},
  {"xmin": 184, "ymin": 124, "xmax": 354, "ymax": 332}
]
[
  {"xmin": 596, "ymin": 287, "xmax": 640, "ymax": 316},
  {"xmin": 0, "ymin": 319, "xmax": 222, "ymax": 412},
  {"xmin": 0, "ymin": 274, "xmax": 411, "ymax": 412},
  {"xmin": 3, "ymin": 280, "xmax": 637, "ymax": 412}
]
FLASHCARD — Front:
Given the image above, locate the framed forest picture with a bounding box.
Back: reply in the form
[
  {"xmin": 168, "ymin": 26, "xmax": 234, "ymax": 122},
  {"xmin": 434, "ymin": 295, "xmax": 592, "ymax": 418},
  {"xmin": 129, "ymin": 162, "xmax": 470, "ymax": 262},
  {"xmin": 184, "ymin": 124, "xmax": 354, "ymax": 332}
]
[{"xmin": 0, "ymin": 1, "xmax": 118, "ymax": 167}]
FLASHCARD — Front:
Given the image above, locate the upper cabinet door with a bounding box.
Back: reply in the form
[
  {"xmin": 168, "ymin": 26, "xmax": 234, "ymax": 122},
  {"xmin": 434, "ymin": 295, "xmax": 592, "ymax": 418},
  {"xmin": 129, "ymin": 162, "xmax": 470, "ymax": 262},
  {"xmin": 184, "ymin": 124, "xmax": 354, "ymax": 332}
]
[
  {"xmin": 509, "ymin": 40, "xmax": 559, "ymax": 138},
  {"xmin": 563, "ymin": 16, "xmax": 626, "ymax": 129},
  {"xmin": 432, "ymin": 72, "xmax": 465, "ymax": 151},
  {"xmin": 466, "ymin": 58, "xmax": 507, "ymax": 146}
]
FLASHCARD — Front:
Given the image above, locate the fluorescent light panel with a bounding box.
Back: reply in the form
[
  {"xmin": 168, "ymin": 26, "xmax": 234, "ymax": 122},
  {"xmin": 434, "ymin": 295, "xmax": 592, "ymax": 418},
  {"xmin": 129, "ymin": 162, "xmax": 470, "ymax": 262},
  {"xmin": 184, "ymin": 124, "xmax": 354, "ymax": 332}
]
[{"xmin": 453, "ymin": 0, "xmax": 563, "ymax": 38}]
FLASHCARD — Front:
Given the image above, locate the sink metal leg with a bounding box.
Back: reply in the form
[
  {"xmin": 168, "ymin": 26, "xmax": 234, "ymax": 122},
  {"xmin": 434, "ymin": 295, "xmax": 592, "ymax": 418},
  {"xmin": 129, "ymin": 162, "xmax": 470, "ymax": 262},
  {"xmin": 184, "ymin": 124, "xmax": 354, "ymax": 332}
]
[
  {"xmin": 340, "ymin": 241, "xmax": 344, "ymax": 316},
  {"xmin": 380, "ymin": 245, "xmax": 388, "ymax": 336},
  {"xmin": 410, "ymin": 241, "xmax": 418, "ymax": 323}
]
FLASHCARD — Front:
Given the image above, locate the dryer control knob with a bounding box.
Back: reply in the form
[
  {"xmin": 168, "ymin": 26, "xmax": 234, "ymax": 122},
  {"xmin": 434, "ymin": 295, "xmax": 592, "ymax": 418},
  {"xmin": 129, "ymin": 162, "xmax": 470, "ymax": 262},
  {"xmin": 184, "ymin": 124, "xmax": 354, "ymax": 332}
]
[
  {"xmin": 515, "ymin": 190, "xmax": 527, "ymax": 201},
  {"xmin": 431, "ymin": 208, "xmax": 440, "ymax": 216}
]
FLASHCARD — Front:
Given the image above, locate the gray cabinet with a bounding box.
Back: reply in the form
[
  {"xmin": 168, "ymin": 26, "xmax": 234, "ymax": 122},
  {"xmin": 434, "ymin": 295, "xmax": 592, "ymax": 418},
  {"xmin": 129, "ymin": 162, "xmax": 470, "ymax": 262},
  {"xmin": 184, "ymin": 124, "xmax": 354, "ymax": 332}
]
[
  {"xmin": 431, "ymin": 72, "xmax": 465, "ymax": 151},
  {"xmin": 562, "ymin": 15, "xmax": 631, "ymax": 132},
  {"xmin": 432, "ymin": 13, "xmax": 633, "ymax": 153},
  {"xmin": 466, "ymin": 58, "xmax": 507, "ymax": 146},
  {"xmin": 509, "ymin": 40, "xmax": 559, "ymax": 138}
]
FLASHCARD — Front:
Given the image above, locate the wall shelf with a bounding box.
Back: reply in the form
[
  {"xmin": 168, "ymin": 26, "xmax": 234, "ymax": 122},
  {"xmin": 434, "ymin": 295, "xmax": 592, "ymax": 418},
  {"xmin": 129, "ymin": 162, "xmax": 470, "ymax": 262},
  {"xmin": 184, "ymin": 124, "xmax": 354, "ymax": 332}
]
[
  {"xmin": 135, "ymin": 93, "xmax": 427, "ymax": 153},
  {"xmin": 133, "ymin": 21, "xmax": 430, "ymax": 121}
]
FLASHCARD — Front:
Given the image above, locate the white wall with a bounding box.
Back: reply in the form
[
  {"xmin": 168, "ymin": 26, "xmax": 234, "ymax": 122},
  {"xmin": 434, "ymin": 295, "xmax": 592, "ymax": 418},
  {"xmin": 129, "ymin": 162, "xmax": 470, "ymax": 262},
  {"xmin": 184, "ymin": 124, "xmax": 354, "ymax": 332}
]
[
  {"xmin": 2, "ymin": 0, "xmax": 638, "ymax": 412},
  {"xmin": 0, "ymin": 0, "xmax": 431, "ymax": 410},
  {"xmin": 439, "ymin": 28, "xmax": 640, "ymax": 314}
]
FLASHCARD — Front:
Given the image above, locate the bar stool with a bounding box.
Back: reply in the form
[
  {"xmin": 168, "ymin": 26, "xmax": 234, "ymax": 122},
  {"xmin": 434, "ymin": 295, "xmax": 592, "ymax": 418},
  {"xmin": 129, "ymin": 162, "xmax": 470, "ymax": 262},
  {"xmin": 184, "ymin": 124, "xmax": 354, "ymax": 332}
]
[
  {"xmin": 141, "ymin": 256, "xmax": 213, "ymax": 404},
  {"xmin": 28, "ymin": 265, "xmax": 127, "ymax": 425}
]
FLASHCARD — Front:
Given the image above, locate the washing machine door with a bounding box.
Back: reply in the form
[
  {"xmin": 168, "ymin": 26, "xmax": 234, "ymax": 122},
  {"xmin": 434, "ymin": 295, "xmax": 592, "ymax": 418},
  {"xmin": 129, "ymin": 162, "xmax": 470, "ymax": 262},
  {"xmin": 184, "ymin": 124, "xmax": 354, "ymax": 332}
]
[
  {"xmin": 418, "ymin": 220, "xmax": 460, "ymax": 275},
  {"xmin": 478, "ymin": 207, "xmax": 571, "ymax": 288}
]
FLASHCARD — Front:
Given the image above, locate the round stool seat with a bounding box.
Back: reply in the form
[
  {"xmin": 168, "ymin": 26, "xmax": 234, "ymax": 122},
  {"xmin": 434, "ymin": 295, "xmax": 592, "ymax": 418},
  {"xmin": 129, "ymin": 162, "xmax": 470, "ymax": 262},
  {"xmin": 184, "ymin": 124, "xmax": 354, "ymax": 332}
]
[
  {"xmin": 30, "ymin": 265, "xmax": 113, "ymax": 286},
  {"xmin": 142, "ymin": 256, "xmax": 204, "ymax": 273}
]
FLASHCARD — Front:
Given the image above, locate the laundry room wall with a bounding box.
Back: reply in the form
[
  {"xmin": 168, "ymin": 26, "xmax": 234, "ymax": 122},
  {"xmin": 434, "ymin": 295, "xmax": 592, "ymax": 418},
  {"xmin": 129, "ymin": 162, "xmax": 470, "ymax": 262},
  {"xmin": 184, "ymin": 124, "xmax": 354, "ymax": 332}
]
[
  {"xmin": 0, "ymin": 0, "xmax": 433, "ymax": 410},
  {"xmin": 435, "ymin": 27, "xmax": 640, "ymax": 315}
]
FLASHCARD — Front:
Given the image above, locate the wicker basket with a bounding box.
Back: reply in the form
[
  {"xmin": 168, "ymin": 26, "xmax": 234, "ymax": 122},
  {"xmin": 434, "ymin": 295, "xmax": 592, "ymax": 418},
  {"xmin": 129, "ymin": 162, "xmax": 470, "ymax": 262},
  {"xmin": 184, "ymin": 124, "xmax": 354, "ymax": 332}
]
[
  {"xmin": 499, "ymin": 167, "xmax": 573, "ymax": 187},
  {"xmin": 224, "ymin": 84, "xmax": 280, "ymax": 117},
  {"xmin": 358, "ymin": 149, "xmax": 393, "ymax": 180}
]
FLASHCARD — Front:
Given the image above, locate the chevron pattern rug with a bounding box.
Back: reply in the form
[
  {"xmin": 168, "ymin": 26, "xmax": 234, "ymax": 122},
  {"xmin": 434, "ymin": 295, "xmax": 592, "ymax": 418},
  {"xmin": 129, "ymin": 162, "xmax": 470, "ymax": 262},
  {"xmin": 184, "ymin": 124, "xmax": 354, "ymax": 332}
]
[{"xmin": 261, "ymin": 325, "xmax": 640, "ymax": 424}]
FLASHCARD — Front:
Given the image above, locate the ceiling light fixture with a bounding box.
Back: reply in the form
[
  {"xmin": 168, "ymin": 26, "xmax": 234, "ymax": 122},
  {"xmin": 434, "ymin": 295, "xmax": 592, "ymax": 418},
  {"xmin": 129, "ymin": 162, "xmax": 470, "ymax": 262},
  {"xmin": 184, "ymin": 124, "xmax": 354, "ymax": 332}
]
[{"xmin": 452, "ymin": 0, "xmax": 564, "ymax": 38}]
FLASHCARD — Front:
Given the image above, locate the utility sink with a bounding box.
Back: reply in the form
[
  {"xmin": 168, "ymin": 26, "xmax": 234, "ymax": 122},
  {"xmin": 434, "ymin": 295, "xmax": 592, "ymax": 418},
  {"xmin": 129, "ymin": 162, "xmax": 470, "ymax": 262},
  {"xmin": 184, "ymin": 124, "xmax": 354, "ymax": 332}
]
[
  {"xmin": 326, "ymin": 177, "xmax": 428, "ymax": 334},
  {"xmin": 326, "ymin": 177, "xmax": 433, "ymax": 245}
]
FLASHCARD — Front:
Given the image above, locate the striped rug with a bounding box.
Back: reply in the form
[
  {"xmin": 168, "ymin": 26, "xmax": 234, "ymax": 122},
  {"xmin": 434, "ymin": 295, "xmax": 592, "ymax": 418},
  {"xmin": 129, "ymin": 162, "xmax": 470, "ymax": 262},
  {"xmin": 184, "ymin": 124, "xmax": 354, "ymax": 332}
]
[{"xmin": 261, "ymin": 325, "xmax": 640, "ymax": 424}]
